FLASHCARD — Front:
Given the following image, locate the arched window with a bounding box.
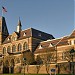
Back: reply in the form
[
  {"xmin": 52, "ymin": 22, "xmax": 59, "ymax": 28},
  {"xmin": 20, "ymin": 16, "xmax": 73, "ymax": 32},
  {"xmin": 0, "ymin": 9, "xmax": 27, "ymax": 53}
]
[
  {"xmin": 3, "ymin": 47, "xmax": 6, "ymax": 54},
  {"xmin": 7, "ymin": 46, "xmax": 11, "ymax": 53},
  {"xmin": 18, "ymin": 43, "xmax": 22, "ymax": 51},
  {"xmin": 12, "ymin": 45, "xmax": 16, "ymax": 52},
  {"xmin": 23, "ymin": 42, "xmax": 28, "ymax": 51}
]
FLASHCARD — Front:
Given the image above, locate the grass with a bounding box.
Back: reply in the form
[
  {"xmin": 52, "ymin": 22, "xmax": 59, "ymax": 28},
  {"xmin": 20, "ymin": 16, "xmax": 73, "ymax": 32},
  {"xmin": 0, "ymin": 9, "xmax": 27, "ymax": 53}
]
[
  {"xmin": 0, "ymin": 74, "xmax": 49, "ymax": 75},
  {"xmin": 0, "ymin": 74, "xmax": 71, "ymax": 75}
]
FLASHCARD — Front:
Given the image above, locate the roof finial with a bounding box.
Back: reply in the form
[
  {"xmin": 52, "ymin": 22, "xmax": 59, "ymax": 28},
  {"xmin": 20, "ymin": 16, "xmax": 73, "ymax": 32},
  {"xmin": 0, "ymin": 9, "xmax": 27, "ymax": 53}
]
[
  {"xmin": 17, "ymin": 17, "xmax": 22, "ymax": 33},
  {"xmin": 18, "ymin": 17, "xmax": 21, "ymax": 26}
]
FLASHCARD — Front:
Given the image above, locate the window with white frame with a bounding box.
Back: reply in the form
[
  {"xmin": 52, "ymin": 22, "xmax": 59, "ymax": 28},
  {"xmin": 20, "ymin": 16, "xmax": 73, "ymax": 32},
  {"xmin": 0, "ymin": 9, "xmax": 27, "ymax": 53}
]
[
  {"xmin": 39, "ymin": 45, "xmax": 43, "ymax": 49},
  {"xmin": 23, "ymin": 42, "xmax": 28, "ymax": 50},
  {"xmin": 12, "ymin": 45, "xmax": 16, "ymax": 52},
  {"xmin": 3, "ymin": 47, "xmax": 6, "ymax": 54},
  {"xmin": 7, "ymin": 46, "xmax": 11, "ymax": 53},
  {"xmin": 18, "ymin": 43, "xmax": 22, "ymax": 51},
  {"xmin": 23, "ymin": 32, "xmax": 26, "ymax": 36}
]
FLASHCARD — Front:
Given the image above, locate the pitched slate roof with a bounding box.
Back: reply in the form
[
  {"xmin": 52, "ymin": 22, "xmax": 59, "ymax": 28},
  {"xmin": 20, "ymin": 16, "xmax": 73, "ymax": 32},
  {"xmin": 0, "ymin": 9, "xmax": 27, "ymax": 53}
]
[
  {"xmin": 3, "ymin": 35, "xmax": 11, "ymax": 43},
  {"xmin": 19, "ymin": 28, "xmax": 32, "ymax": 39},
  {"xmin": 31, "ymin": 28, "xmax": 55, "ymax": 40},
  {"xmin": 35, "ymin": 36, "xmax": 69, "ymax": 54},
  {"xmin": 3, "ymin": 28, "xmax": 54, "ymax": 44}
]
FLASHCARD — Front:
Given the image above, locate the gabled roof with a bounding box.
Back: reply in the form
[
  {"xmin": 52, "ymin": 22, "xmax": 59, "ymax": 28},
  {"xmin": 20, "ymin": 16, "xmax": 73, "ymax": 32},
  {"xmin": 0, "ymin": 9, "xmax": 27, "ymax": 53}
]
[
  {"xmin": 19, "ymin": 28, "xmax": 32, "ymax": 39},
  {"xmin": 3, "ymin": 35, "xmax": 11, "ymax": 43},
  {"xmin": 31, "ymin": 28, "xmax": 55, "ymax": 40},
  {"xmin": 35, "ymin": 36, "xmax": 69, "ymax": 54},
  {"xmin": 68, "ymin": 30, "xmax": 75, "ymax": 39},
  {"xmin": 36, "ymin": 38, "xmax": 60, "ymax": 49},
  {"xmin": 3, "ymin": 28, "xmax": 54, "ymax": 44}
]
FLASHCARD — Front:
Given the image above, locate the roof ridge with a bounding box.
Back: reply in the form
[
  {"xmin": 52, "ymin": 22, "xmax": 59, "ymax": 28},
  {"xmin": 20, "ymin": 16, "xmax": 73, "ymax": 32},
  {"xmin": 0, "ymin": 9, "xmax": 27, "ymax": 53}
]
[{"xmin": 40, "ymin": 35, "xmax": 69, "ymax": 43}]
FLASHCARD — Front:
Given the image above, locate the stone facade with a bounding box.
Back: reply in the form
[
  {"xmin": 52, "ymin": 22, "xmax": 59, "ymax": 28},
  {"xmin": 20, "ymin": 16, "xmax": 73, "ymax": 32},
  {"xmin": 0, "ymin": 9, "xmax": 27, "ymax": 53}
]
[
  {"xmin": 0, "ymin": 16, "xmax": 75, "ymax": 74},
  {"xmin": 0, "ymin": 17, "xmax": 54, "ymax": 74}
]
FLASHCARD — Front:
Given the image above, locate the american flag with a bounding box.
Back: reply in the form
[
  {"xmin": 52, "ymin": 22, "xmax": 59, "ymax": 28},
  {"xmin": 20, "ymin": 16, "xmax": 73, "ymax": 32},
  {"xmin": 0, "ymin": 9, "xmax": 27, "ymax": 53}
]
[{"xmin": 2, "ymin": 6, "xmax": 7, "ymax": 12}]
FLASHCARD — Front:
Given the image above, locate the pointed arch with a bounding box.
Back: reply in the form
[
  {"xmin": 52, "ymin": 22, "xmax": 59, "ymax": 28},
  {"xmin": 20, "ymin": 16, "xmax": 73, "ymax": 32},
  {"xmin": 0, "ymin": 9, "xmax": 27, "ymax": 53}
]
[
  {"xmin": 18, "ymin": 43, "xmax": 22, "ymax": 51},
  {"xmin": 23, "ymin": 42, "xmax": 28, "ymax": 51},
  {"xmin": 4, "ymin": 60, "xmax": 9, "ymax": 67},
  {"xmin": 3, "ymin": 47, "xmax": 6, "ymax": 54},
  {"xmin": 12, "ymin": 45, "xmax": 16, "ymax": 52},
  {"xmin": 7, "ymin": 46, "xmax": 11, "ymax": 53}
]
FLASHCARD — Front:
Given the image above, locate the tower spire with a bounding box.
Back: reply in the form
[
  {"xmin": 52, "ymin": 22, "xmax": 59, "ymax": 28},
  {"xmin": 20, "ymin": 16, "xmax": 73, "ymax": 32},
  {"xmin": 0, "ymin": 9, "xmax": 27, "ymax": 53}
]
[
  {"xmin": 16, "ymin": 17, "xmax": 22, "ymax": 33},
  {"xmin": 0, "ymin": 17, "xmax": 9, "ymax": 44},
  {"xmin": 18, "ymin": 17, "xmax": 22, "ymax": 26}
]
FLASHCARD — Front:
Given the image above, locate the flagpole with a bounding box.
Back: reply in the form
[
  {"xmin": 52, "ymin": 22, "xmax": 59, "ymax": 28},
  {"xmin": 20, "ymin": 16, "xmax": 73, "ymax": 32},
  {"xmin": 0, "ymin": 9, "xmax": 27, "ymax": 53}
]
[
  {"xmin": 74, "ymin": 24, "xmax": 75, "ymax": 30},
  {"xmin": 2, "ymin": 6, "xmax": 7, "ymax": 17},
  {"xmin": 74, "ymin": 11, "xmax": 75, "ymax": 30},
  {"xmin": 2, "ymin": 7, "xmax": 3, "ymax": 17}
]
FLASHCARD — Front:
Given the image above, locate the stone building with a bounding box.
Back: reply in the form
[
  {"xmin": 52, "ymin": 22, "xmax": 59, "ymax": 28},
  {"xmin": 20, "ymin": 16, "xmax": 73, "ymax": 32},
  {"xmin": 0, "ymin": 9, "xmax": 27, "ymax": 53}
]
[
  {"xmin": 0, "ymin": 16, "xmax": 75, "ymax": 74},
  {"xmin": 34, "ymin": 30, "xmax": 75, "ymax": 74},
  {"xmin": 0, "ymin": 17, "xmax": 54, "ymax": 73}
]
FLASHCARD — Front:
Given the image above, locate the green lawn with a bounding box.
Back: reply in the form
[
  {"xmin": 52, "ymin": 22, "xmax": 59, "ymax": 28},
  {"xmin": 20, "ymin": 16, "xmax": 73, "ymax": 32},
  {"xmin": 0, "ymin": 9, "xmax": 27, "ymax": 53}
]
[
  {"xmin": 1, "ymin": 74, "xmax": 72, "ymax": 75},
  {"xmin": 0, "ymin": 74, "xmax": 50, "ymax": 75}
]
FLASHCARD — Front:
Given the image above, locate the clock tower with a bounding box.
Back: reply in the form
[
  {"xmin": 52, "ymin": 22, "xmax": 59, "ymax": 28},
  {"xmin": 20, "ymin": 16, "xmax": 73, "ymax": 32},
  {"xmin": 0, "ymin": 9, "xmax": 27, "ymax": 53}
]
[{"xmin": 0, "ymin": 17, "xmax": 9, "ymax": 44}]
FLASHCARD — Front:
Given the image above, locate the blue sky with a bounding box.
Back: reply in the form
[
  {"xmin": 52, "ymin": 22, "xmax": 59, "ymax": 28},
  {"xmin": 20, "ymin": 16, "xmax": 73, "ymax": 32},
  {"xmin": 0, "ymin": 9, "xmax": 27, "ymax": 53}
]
[{"xmin": 0, "ymin": 0, "xmax": 74, "ymax": 38}]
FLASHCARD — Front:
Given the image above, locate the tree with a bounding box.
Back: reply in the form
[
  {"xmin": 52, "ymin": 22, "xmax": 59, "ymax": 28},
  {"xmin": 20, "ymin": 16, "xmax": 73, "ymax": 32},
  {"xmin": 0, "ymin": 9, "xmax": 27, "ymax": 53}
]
[
  {"xmin": 63, "ymin": 49, "xmax": 75, "ymax": 74},
  {"xmin": 35, "ymin": 48, "xmax": 56, "ymax": 74}
]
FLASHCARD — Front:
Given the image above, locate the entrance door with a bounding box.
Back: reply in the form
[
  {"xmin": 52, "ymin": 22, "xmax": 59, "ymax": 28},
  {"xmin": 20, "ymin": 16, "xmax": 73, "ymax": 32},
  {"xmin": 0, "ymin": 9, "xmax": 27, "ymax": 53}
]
[
  {"xmin": 3, "ymin": 67, "xmax": 9, "ymax": 73},
  {"xmin": 10, "ymin": 59, "xmax": 14, "ymax": 73},
  {"xmin": 11, "ymin": 67, "xmax": 14, "ymax": 73},
  {"xmin": 3, "ymin": 60, "xmax": 9, "ymax": 73}
]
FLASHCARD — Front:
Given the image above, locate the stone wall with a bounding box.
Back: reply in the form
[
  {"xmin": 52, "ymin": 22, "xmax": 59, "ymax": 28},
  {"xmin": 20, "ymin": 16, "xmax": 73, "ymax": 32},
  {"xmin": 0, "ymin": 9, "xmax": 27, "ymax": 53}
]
[
  {"xmin": 0, "ymin": 63, "xmax": 75, "ymax": 74},
  {"xmin": 14, "ymin": 64, "xmax": 57, "ymax": 74},
  {"xmin": 14, "ymin": 63, "xmax": 75, "ymax": 74}
]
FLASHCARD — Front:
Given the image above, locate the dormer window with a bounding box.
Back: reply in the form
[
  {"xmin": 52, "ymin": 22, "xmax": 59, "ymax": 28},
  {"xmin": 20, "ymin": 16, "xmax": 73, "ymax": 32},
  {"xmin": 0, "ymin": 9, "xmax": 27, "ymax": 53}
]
[
  {"xmin": 49, "ymin": 43, "xmax": 53, "ymax": 47},
  {"xmin": 11, "ymin": 32, "xmax": 18, "ymax": 41},
  {"xmin": 8, "ymin": 38, "xmax": 10, "ymax": 41},
  {"xmin": 39, "ymin": 45, "xmax": 42, "ymax": 49},
  {"xmin": 23, "ymin": 32, "xmax": 26, "ymax": 36}
]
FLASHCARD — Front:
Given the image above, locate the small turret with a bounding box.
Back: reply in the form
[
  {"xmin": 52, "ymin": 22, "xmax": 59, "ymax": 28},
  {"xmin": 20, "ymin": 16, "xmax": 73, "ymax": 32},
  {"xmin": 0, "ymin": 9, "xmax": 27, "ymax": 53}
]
[{"xmin": 16, "ymin": 17, "xmax": 22, "ymax": 33}]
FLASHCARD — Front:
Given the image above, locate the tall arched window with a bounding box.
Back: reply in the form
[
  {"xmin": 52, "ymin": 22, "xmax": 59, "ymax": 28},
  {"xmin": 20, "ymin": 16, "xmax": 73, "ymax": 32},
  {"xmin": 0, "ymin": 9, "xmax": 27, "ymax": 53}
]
[
  {"xmin": 12, "ymin": 45, "xmax": 16, "ymax": 52},
  {"xmin": 18, "ymin": 43, "xmax": 22, "ymax": 51},
  {"xmin": 23, "ymin": 42, "xmax": 28, "ymax": 51},
  {"xmin": 7, "ymin": 46, "xmax": 11, "ymax": 53},
  {"xmin": 3, "ymin": 47, "xmax": 6, "ymax": 54}
]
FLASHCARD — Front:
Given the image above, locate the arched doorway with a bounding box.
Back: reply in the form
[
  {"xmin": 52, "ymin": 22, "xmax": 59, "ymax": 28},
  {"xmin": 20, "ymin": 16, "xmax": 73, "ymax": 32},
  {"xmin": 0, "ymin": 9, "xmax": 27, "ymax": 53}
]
[
  {"xmin": 10, "ymin": 59, "xmax": 14, "ymax": 73},
  {"xmin": 3, "ymin": 60, "xmax": 9, "ymax": 73}
]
